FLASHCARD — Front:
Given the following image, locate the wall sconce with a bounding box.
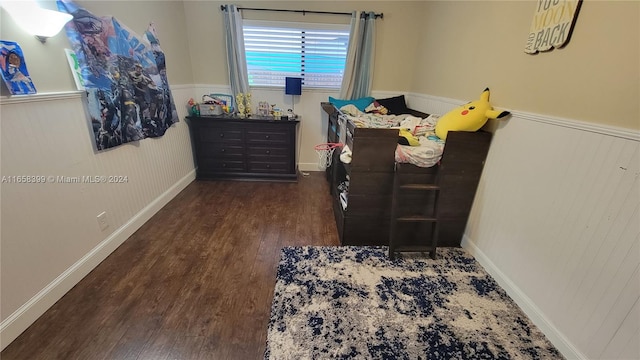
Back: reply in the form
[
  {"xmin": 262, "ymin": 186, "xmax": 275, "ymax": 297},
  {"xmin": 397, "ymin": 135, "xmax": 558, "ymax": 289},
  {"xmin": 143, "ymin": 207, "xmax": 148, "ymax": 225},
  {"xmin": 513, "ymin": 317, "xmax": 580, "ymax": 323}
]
[
  {"xmin": 1, "ymin": 0, "xmax": 73, "ymax": 43},
  {"xmin": 285, "ymin": 77, "xmax": 302, "ymax": 113}
]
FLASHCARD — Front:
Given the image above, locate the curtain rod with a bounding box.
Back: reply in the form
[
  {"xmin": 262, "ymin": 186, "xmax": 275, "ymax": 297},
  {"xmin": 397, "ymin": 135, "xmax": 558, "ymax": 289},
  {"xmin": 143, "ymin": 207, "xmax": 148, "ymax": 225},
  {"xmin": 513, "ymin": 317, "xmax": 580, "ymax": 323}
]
[{"xmin": 220, "ymin": 5, "xmax": 383, "ymax": 19}]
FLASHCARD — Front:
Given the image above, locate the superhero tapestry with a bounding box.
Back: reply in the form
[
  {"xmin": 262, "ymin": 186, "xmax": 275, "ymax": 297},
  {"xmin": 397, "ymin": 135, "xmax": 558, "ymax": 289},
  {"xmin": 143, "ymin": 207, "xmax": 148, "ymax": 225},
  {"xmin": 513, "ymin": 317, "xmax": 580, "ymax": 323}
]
[{"xmin": 57, "ymin": 0, "xmax": 178, "ymax": 150}]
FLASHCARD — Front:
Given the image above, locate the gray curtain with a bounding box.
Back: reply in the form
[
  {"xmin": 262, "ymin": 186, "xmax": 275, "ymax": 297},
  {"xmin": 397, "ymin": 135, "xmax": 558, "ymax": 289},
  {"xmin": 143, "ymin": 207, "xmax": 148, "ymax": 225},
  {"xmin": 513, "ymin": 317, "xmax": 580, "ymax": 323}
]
[
  {"xmin": 222, "ymin": 5, "xmax": 249, "ymax": 102},
  {"xmin": 339, "ymin": 11, "xmax": 376, "ymax": 100}
]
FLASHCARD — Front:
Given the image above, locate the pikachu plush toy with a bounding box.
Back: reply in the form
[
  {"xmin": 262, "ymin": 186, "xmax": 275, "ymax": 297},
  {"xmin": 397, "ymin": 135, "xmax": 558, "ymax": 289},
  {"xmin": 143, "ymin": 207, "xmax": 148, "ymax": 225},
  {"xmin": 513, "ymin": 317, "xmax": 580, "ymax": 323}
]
[{"xmin": 435, "ymin": 88, "xmax": 510, "ymax": 140}]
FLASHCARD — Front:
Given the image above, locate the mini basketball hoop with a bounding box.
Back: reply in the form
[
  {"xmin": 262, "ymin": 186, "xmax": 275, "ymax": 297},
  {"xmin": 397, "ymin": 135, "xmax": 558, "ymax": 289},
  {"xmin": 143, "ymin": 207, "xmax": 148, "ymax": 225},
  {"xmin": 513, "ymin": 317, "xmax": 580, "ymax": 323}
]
[{"xmin": 314, "ymin": 143, "xmax": 343, "ymax": 170}]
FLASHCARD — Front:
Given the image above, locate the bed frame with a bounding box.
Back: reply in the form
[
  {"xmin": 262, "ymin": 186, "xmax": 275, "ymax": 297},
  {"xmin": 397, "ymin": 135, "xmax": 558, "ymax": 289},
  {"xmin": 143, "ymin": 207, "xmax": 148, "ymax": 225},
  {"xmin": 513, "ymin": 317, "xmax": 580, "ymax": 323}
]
[{"xmin": 321, "ymin": 102, "xmax": 492, "ymax": 247}]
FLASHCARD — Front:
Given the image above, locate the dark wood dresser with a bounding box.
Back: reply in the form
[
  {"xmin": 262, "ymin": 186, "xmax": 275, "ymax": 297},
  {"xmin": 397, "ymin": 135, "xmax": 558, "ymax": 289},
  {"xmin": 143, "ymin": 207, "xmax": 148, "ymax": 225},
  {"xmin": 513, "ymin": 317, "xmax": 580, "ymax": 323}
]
[{"xmin": 186, "ymin": 115, "xmax": 299, "ymax": 181}]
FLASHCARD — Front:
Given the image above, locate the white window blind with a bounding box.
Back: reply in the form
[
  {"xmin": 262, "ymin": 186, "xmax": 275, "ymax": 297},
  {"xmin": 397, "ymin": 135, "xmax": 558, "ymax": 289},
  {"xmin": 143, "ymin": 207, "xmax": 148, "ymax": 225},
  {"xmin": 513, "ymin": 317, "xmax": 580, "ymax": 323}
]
[{"xmin": 242, "ymin": 21, "xmax": 350, "ymax": 89}]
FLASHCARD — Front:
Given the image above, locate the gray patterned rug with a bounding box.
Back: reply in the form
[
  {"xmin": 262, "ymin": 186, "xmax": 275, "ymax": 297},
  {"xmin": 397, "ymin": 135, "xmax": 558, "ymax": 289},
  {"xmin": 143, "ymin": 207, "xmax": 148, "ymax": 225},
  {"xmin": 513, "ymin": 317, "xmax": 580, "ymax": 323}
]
[{"xmin": 265, "ymin": 246, "xmax": 563, "ymax": 359}]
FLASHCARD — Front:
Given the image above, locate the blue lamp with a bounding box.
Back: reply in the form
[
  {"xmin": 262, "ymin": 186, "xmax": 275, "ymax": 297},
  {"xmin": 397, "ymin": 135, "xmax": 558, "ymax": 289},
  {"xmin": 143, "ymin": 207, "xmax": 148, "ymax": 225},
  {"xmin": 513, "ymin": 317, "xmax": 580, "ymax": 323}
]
[{"xmin": 285, "ymin": 77, "xmax": 302, "ymax": 113}]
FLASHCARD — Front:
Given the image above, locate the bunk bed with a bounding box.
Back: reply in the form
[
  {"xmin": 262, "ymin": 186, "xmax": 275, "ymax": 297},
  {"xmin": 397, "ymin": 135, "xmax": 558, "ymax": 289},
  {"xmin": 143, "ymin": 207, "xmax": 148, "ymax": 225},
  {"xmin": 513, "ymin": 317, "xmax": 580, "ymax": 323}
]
[{"xmin": 321, "ymin": 100, "xmax": 492, "ymax": 249}]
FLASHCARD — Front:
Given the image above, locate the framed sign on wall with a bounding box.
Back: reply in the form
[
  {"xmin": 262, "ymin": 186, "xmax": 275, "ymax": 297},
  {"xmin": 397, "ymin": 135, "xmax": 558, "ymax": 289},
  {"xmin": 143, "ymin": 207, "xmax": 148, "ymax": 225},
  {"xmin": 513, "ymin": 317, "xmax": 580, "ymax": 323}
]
[{"xmin": 525, "ymin": 0, "xmax": 583, "ymax": 54}]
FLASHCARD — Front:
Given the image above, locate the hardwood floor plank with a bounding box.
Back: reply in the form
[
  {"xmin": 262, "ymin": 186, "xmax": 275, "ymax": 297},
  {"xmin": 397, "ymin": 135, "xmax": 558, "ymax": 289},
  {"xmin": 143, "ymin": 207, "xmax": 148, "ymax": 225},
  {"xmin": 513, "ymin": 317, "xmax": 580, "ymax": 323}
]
[
  {"xmin": 1, "ymin": 173, "xmax": 339, "ymax": 360},
  {"xmin": 163, "ymin": 335, "xmax": 205, "ymax": 360},
  {"xmin": 66, "ymin": 325, "xmax": 130, "ymax": 360},
  {"xmin": 134, "ymin": 330, "xmax": 177, "ymax": 360}
]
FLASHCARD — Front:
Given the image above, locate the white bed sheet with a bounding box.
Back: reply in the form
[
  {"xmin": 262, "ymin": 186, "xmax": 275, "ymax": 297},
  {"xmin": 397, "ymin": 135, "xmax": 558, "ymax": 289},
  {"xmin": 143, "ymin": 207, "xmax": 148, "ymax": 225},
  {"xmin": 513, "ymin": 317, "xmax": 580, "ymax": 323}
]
[{"xmin": 338, "ymin": 104, "xmax": 444, "ymax": 168}]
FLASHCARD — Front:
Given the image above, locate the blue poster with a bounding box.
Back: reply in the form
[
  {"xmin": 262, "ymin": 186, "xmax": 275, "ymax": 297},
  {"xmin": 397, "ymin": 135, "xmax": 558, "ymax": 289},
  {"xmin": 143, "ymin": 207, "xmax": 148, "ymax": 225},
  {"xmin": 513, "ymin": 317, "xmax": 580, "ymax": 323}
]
[
  {"xmin": 0, "ymin": 41, "xmax": 37, "ymax": 95},
  {"xmin": 57, "ymin": 0, "xmax": 178, "ymax": 150}
]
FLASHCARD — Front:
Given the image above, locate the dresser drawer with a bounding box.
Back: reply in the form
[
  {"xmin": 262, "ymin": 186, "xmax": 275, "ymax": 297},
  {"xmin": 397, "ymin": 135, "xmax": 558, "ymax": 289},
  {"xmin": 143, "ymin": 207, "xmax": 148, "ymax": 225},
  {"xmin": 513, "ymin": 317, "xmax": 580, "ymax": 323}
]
[
  {"xmin": 247, "ymin": 161, "xmax": 290, "ymax": 173},
  {"xmin": 199, "ymin": 126, "xmax": 243, "ymax": 144},
  {"xmin": 247, "ymin": 146, "xmax": 289, "ymax": 158},
  {"xmin": 246, "ymin": 129, "xmax": 289, "ymax": 145},
  {"xmin": 208, "ymin": 144, "xmax": 245, "ymax": 157},
  {"xmin": 200, "ymin": 158, "xmax": 245, "ymax": 172}
]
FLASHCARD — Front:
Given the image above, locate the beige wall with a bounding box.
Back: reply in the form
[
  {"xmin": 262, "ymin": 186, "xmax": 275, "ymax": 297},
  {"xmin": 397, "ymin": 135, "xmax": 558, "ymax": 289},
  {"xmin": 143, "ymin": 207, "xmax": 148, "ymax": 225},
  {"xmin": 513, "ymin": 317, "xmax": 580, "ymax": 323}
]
[
  {"xmin": 182, "ymin": 1, "xmax": 427, "ymax": 171},
  {"xmin": 3, "ymin": 0, "xmax": 636, "ymax": 128},
  {"xmin": 183, "ymin": 1, "xmax": 425, "ymax": 92},
  {"xmin": 0, "ymin": 0, "xmax": 193, "ymax": 93},
  {"xmin": 0, "ymin": 3, "xmax": 75, "ymax": 92},
  {"xmin": 412, "ymin": 0, "xmax": 640, "ymax": 130}
]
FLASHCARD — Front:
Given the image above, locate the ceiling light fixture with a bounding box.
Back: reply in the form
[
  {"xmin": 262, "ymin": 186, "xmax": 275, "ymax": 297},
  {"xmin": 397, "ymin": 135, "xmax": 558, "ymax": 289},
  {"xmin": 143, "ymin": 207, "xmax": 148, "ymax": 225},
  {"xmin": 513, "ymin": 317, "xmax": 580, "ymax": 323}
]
[{"xmin": 1, "ymin": 0, "xmax": 73, "ymax": 43}]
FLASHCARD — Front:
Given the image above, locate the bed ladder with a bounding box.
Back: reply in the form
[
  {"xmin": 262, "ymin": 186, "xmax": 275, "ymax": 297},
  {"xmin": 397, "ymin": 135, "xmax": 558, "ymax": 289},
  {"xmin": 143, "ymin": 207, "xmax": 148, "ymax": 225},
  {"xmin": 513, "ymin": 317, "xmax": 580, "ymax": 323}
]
[{"xmin": 388, "ymin": 163, "xmax": 440, "ymax": 260}]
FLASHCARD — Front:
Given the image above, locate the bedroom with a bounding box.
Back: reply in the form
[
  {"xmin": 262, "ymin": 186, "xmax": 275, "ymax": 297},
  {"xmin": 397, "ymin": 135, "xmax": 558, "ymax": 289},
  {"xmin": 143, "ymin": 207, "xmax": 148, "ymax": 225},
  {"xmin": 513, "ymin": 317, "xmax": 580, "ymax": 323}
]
[{"xmin": 1, "ymin": 0, "xmax": 638, "ymax": 359}]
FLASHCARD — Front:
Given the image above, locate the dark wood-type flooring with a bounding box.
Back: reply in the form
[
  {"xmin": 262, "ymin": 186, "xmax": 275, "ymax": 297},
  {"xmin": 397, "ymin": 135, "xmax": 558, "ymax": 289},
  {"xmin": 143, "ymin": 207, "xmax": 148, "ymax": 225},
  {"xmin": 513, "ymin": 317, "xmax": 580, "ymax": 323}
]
[{"xmin": 2, "ymin": 173, "xmax": 339, "ymax": 360}]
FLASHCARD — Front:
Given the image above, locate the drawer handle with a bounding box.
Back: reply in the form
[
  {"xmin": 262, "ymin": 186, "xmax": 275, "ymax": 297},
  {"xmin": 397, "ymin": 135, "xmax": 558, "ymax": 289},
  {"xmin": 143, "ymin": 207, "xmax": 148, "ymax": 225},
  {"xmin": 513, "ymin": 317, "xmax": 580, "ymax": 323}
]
[
  {"xmin": 265, "ymin": 135, "xmax": 270, "ymax": 139},
  {"xmin": 219, "ymin": 133, "xmax": 224, "ymax": 138},
  {"xmin": 266, "ymin": 150, "xmax": 270, "ymax": 154},
  {"xmin": 222, "ymin": 163, "xmax": 227, "ymax": 168},
  {"xmin": 266, "ymin": 164, "xmax": 271, "ymax": 169},
  {"xmin": 221, "ymin": 148, "xmax": 226, "ymax": 153}
]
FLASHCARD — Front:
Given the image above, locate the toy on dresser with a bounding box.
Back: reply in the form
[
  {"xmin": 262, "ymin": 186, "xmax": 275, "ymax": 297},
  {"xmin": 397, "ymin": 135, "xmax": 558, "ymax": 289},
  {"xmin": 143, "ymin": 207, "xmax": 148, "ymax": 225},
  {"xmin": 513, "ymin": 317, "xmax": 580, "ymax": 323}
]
[
  {"xmin": 257, "ymin": 101, "xmax": 270, "ymax": 116},
  {"xmin": 236, "ymin": 92, "xmax": 253, "ymax": 117},
  {"xmin": 200, "ymin": 94, "xmax": 233, "ymax": 115}
]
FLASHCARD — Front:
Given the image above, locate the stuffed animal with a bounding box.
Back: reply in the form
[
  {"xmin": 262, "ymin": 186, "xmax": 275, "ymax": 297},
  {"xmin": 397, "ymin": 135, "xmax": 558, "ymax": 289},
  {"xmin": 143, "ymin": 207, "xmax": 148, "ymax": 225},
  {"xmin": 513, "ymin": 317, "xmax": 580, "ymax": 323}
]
[
  {"xmin": 340, "ymin": 145, "xmax": 353, "ymax": 164},
  {"xmin": 398, "ymin": 129, "xmax": 420, "ymax": 146},
  {"xmin": 435, "ymin": 88, "xmax": 510, "ymax": 140}
]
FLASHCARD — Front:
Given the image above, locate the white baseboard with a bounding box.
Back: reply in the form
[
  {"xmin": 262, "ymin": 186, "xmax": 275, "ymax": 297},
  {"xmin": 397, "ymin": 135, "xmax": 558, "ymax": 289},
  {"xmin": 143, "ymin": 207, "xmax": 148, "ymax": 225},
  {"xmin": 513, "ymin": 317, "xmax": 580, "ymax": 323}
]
[
  {"xmin": 299, "ymin": 162, "xmax": 325, "ymax": 172},
  {"xmin": 461, "ymin": 235, "xmax": 587, "ymax": 360},
  {"xmin": 0, "ymin": 170, "xmax": 196, "ymax": 350}
]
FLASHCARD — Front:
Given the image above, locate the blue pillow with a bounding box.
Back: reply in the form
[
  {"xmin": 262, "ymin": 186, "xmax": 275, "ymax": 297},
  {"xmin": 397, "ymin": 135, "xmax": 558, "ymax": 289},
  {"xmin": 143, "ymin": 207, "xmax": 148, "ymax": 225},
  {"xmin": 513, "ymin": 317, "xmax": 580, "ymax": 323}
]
[{"xmin": 329, "ymin": 96, "xmax": 375, "ymax": 112}]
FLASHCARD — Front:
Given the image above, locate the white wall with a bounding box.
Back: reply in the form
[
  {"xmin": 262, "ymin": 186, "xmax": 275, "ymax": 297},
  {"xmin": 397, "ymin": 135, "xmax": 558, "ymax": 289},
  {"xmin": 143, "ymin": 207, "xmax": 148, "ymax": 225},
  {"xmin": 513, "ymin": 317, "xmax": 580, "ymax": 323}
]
[
  {"xmin": 408, "ymin": 1, "xmax": 640, "ymax": 358},
  {"xmin": 0, "ymin": 87, "xmax": 196, "ymax": 349},
  {"xmin": 466, "ymin": 116, "xmax": 639, "ymax": 360},
  {"xmin": 408, "ymin": 93, "xmax": 640, "ymax": 360}
]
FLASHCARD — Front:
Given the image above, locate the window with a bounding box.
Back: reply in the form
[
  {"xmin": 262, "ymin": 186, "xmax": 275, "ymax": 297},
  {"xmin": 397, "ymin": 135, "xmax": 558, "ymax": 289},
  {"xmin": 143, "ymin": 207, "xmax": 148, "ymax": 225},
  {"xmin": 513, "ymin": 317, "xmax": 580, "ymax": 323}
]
[{"xmin": 243, "ymin": 21, "xmax": 350, "ymax": 89}]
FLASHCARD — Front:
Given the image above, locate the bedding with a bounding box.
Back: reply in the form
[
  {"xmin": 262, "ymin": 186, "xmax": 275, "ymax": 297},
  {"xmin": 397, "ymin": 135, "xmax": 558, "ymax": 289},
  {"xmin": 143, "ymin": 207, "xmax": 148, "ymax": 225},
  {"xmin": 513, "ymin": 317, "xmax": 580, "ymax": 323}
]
[
  {"xmin": 336, "ymin": 104, "xmax": 445, "ymax": 168},
  {"xmin": 328, "ymin": 96, "xmax": 375, "ymax": 112},
  {"xmin": 376, "ymin": 95, "xmax": 409, "ymax": 114}
]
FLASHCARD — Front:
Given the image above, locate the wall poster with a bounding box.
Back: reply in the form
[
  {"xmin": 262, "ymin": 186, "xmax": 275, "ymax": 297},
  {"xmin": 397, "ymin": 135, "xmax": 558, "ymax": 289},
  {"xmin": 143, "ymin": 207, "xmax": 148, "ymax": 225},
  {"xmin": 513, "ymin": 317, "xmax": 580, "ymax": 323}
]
[
  {"xmin": 57, "ymin": 0, "xmax": 178, "ymax": 150},
  {"xmin": 0, "ymin": 40, "xmax": 37, "ymax": 95},
  {"xmin": 64, "ymin": 48, "xmax": 85, "ymax": 90},
  {"xmin": 525, "ymin": 0, "xmax": 582, "ymax": 54}
]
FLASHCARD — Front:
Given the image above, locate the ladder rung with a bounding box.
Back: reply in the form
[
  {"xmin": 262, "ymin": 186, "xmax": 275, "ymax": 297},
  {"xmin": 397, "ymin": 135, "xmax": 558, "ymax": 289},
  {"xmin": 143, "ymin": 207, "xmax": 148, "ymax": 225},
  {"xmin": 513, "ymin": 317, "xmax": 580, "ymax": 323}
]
[
  {"xmin": 399, "ymin": 184, "xmax": 440, "ymax": 191},
  {"xmin": 396, "ymin": 216, "xmax": 437, "ymax": 222},
  {"xmin": 390, "ymin": 170, "xmax": 440, "ymax": 260}
]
